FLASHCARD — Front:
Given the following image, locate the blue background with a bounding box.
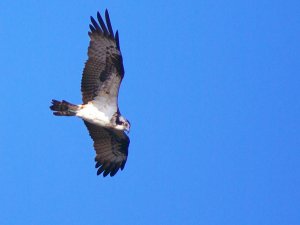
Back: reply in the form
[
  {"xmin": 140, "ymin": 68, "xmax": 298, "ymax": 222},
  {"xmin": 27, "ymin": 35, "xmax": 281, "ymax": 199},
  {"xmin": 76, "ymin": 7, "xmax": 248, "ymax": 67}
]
[{"xmin": 0, "ymin": 1, "xmax": 299, "ymax": 224}]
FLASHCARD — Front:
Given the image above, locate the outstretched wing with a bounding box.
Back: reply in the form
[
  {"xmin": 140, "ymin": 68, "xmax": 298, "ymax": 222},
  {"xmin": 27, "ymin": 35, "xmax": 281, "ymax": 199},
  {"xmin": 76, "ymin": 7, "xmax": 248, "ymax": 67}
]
[
  {"xmin": 81, "ymin": 10, "xmax": 124, "ymax": 116},
  {"xmin": 84, "ymin": 121, "xmax": 130, "ymax": 177}
]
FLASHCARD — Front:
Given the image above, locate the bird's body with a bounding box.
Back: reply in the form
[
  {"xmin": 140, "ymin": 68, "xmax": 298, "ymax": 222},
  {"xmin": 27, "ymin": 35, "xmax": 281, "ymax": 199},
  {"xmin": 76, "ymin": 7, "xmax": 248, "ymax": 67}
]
[
  {"xmin": 50, "ymin": 10, "xmax": 130, "ymax": 177},
  {"xmin": 77, "ymin": 103, "xmax": 112, "ymax": 127}
]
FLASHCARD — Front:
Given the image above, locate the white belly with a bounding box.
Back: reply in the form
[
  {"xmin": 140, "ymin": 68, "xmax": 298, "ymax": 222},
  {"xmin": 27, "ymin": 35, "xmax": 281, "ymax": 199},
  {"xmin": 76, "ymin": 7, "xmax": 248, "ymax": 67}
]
[{"xmin": 76, "ymin": 103, "xmax": 111, "ymax": 126}]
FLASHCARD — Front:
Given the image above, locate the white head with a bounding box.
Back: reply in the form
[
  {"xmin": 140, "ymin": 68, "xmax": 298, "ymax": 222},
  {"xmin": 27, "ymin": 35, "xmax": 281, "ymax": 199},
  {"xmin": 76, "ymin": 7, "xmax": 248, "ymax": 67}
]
[{"xmin": 116, "ymin": 115, "xmax": 131, "ymax": 133}]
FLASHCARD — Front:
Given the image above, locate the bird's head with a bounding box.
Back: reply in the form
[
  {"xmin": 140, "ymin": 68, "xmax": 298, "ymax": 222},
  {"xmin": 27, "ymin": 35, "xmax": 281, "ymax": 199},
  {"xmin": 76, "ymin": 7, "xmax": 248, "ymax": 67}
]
[{"xmin": 116, "ymin": 115, "xmax": 131, "ymax": 133}]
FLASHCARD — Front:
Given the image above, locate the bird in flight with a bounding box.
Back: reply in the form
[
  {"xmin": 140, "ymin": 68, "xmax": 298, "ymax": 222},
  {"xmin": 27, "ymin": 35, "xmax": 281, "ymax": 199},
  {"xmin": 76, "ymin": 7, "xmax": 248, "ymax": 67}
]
[{"xmin": 50, "ymin": 10, "xmax": 130, "ymax": 177}]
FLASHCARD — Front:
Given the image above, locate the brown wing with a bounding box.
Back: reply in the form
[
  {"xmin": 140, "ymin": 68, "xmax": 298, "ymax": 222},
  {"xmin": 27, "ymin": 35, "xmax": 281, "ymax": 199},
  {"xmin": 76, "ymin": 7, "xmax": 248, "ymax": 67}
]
[
  {"xmin": 84, "ymin": 121, "xmax": 130, "ymax": 177},
  {"xmin": 81, "ymin": 10, "xmax": 124, "ymax": 113}
]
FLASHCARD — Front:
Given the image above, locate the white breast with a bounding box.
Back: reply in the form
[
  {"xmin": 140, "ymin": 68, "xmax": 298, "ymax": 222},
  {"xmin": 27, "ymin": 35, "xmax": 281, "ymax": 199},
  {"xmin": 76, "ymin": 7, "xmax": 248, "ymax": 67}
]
[{"xmin": 76, "ymin": 102, "xmax": 111, "ymax": 126}]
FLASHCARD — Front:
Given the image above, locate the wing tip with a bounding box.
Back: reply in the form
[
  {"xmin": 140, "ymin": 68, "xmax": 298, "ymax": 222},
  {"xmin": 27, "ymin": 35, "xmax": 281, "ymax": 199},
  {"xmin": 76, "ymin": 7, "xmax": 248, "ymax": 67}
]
[
  {"xmin": 88, "ymin": 10, "xmax": 120, "ymax": 48},
  {"xmin": 115, "ymin": 30, "xmax": 120, "ymax": 50},
  {"xmin": 105, "ymin": 9, "xmax": 109, "ymax": 17},
  {"xmin": 94, "ymin": 160, "xmax": 126, "ymax": 177},
  {"xmin": 105, "ymin": 9, "xmax": 114, "ymax": 39}
]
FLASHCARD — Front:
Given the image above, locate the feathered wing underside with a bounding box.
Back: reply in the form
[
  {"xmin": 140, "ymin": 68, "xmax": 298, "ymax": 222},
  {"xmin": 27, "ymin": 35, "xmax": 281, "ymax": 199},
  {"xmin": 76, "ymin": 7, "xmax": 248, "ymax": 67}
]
[
  {"xmin": 81, "ymin": 10, "xmax": 124, "ymax": 116},
  {"xmin": 84, "ymin": 121, "xmax": 129, "ymax": 177}
]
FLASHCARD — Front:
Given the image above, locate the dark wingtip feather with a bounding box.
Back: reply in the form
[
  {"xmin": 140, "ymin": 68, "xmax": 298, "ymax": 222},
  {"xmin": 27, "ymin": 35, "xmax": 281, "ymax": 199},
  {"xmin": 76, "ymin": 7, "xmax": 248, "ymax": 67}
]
[
  {"xmin": 90, "ymin": 16, "xmax": 101, "ymax": 32},
  {"xmin": 97, "ymin": 11, "xmax": 108, "ymax": 35},
  {"xmin": 115, "ymin": 30, "xmax": 120, "ymax": 50},
  {"xmin": 110, "ymin": 167, "xmax": 119, "ymax": 177},
  {"xmin": 95, "ymin": 162, "xmax": 101, "ymax": 168},
  {"xmin": 103, "ymin": 170, "xmax": 110, "ymax": 177},
  {"xmin": 95, "ymin": 159, "xmax": 123, "ymax": 177},
  {"xmin": 89, "ymin": 24, "xmax": 96, "ymax": 33},
  {"xmin": 120, "ymin": 160, "xmax": 126, "ymax": 170},
  {"xmin": 88, "ymin": 10, "xmax": 121, "ymax": 50},
  {"xmin": 105, "ymin": 9, "xmax": 114, "ymax": 38},
  {"xmin": 97, "ymin": 166, "xmax": 105, "ymax": 176}
]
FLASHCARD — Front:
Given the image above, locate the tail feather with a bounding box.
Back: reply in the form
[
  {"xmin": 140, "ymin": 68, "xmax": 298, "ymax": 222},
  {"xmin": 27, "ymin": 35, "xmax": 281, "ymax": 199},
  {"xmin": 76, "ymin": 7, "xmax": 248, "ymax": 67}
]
[{"xmin": 50, "ymin": 99, "xmax": 79, "ymax": 116}]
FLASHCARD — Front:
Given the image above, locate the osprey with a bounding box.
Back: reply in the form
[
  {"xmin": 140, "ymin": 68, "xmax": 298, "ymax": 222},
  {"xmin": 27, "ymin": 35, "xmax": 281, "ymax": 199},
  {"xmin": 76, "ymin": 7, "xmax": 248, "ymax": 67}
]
[{"xmin": 50, "ymin": 10, "xmax": 130, "ymax": 177}]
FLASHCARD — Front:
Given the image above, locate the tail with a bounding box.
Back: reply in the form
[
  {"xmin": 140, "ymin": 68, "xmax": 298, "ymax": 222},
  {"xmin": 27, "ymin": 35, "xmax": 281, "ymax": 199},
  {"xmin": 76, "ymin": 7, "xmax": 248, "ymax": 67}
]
[{"xmin": 50, "ymin": 99, "xmax": 79, "ymax": 116}]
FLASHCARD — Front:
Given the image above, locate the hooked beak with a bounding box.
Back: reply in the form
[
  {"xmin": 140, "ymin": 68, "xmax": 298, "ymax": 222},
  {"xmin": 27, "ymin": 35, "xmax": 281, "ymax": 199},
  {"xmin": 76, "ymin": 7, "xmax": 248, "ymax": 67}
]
[{"xmin": 125, "ymin": 124, "xmax": 130, "ymax": 134}]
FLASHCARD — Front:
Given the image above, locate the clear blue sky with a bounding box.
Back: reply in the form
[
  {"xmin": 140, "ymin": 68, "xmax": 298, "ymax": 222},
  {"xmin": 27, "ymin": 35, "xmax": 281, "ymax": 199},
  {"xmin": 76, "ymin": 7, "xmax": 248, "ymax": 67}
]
[{"xmin": 0, "ymin": 0, "xmax": 299, "ymax": 225}]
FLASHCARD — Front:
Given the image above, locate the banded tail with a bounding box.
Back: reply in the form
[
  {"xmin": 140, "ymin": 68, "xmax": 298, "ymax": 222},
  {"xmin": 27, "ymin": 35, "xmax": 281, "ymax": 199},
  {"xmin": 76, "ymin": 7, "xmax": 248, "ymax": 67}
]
[{"xmin": 50, "ymin": 100, "xmax": 79, "ymax": 116}]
